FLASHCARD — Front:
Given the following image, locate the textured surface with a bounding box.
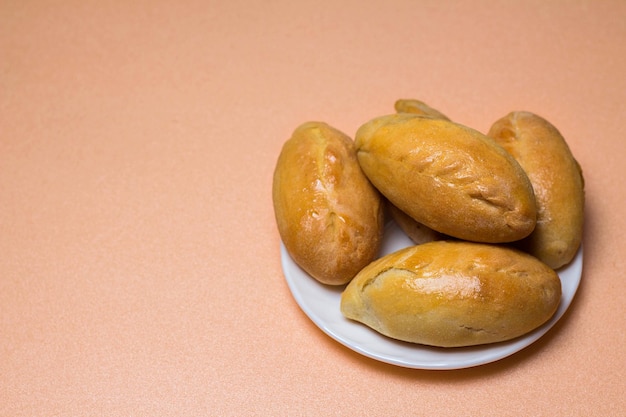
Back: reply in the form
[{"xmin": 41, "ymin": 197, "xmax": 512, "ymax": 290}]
[
  {"xmin": 341, "ymin": 241, "xmax": 562, "ymax": 347},
  {"xmin": 354, "ymin": 114, "xmax": 537, "ymax": 242},
  {"xmin": 488, "ymin": 111, "xmax": 585, "ymax": 268},
  {"xmin": 2, "ymin": 0, "xmax": 625, "ymax": 415},
  {"xmin": 272, "ymin": 122, "xmax": 383, "ymax": 285}
]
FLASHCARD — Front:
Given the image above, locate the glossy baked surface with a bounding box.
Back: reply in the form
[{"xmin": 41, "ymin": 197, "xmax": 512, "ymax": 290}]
[{"xmin": 282, "ymin": 221, "xmax": 583, "ymax": 369}]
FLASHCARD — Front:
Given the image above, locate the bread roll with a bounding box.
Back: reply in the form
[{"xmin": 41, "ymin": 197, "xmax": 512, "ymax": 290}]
[
  {"xmin": 272, "ymin": 122, "xmax": 384, "ymax": 285},
  {"xmin": 355, "ymin": 113, "xmax": 537, "ymax": 243},
  {"xmin": 387, "ymin": 200, "xmax": 443, "ymax": 244},
  {"xmin": 394, "ymin": 98, "xmax": 451, "ymax": 120},
  {"xmin": 488, "ymin": 111, "xmax": 584, "ymax": 269},
  {"xmin": 341, "ymin": 241, "xmax": 562, "ymax": 347}
]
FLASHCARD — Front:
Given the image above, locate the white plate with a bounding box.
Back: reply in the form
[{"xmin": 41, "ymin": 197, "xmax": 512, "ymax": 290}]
[{"xmin": 281, "ymin": 221, "xmax": 583, "ymax": 370}]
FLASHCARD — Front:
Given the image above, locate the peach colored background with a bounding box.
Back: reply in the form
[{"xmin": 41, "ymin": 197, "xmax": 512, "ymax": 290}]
[{"xmin": 2, "ymin": 1, "xmax": 625, "ymax": 415}]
